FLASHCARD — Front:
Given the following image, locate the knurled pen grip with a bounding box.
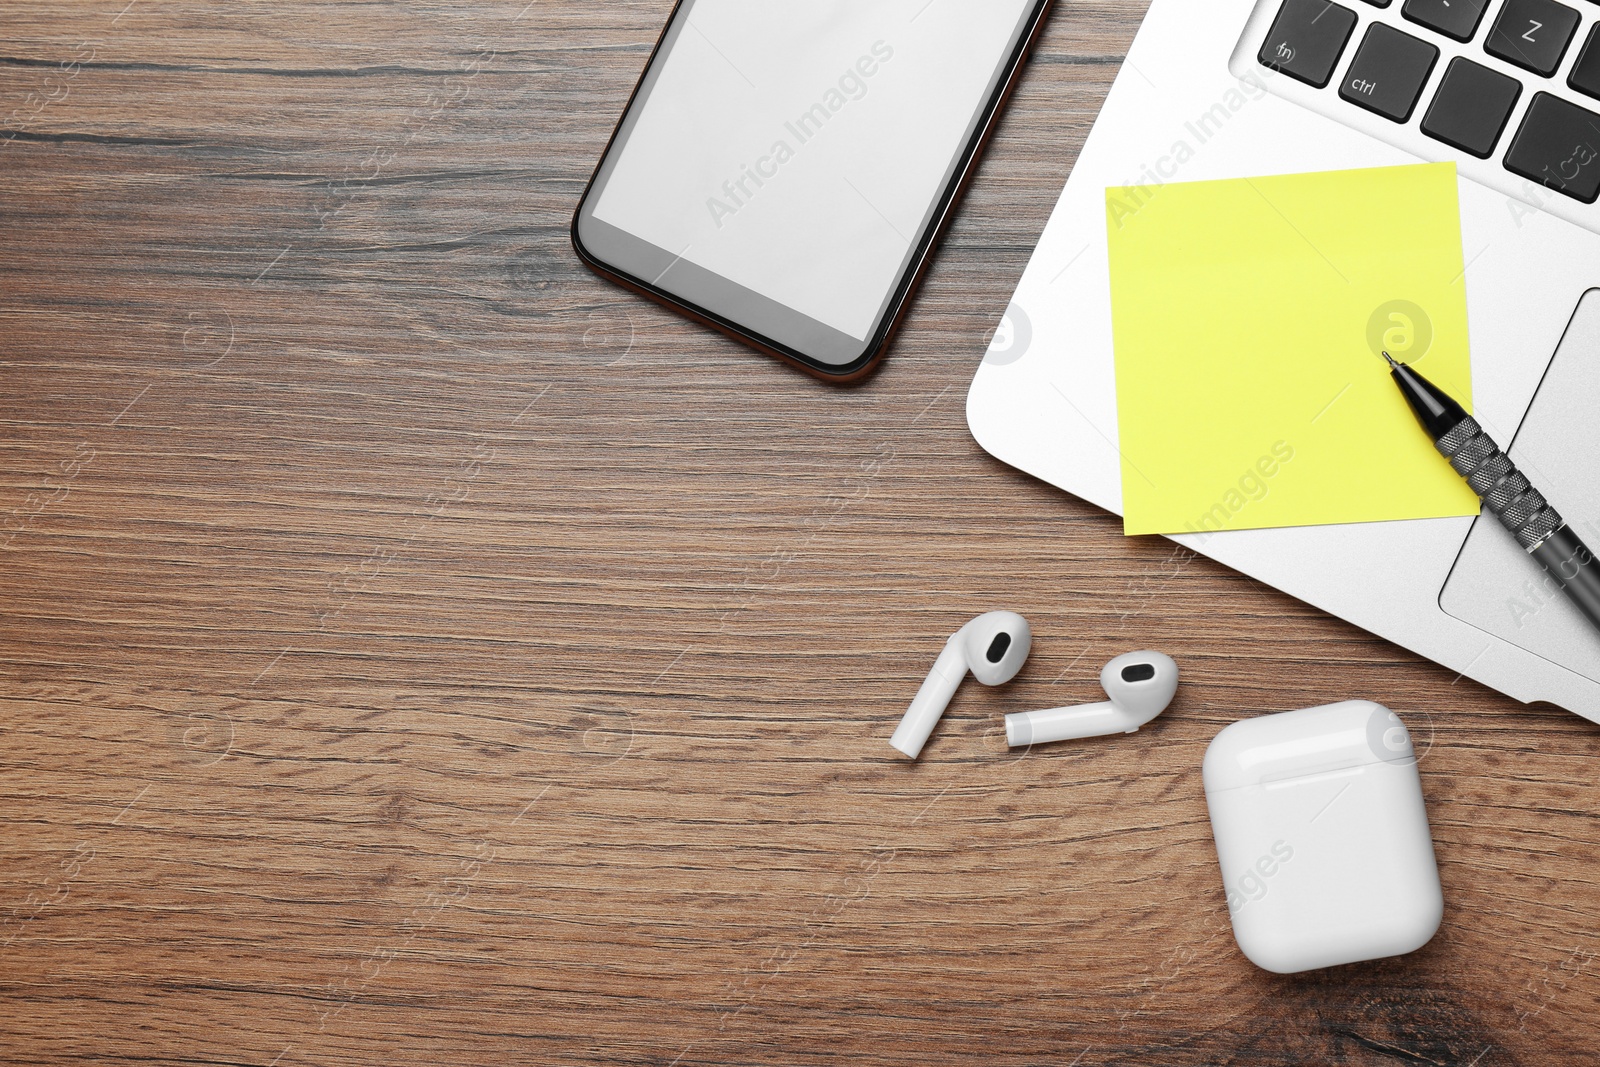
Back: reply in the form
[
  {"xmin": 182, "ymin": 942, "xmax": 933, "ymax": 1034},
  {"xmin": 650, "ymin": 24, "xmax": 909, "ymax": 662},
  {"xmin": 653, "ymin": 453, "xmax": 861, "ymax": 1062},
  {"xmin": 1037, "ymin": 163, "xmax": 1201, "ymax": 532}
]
[{"xmin": 1386, "ymin": 354, "xmax": 1600, "ymax": 637}]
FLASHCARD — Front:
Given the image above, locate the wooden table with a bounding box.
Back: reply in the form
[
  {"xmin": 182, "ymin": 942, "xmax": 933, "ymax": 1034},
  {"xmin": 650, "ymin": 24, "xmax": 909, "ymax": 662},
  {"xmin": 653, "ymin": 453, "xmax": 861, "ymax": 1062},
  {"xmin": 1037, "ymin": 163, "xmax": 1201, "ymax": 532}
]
[{"xmin": 4, "ymin": 2, "xmax": 1598, "ymax": 1063}]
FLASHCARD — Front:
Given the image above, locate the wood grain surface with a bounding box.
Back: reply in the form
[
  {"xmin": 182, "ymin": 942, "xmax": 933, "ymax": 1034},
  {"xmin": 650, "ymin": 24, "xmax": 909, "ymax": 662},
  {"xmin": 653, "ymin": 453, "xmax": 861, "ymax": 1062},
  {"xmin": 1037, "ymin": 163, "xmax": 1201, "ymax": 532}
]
[{"xmin": 3, "ymin": 2, "xmax": 1599, "ymax": 1064}]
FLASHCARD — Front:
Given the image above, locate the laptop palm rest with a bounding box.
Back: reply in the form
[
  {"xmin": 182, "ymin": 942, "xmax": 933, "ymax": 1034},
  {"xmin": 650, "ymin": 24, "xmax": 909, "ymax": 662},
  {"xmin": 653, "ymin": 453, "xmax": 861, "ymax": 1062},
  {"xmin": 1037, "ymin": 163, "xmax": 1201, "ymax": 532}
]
[{"xmin": 1440, "ymin": 288, "xmax": 1600, "ymax": 683}]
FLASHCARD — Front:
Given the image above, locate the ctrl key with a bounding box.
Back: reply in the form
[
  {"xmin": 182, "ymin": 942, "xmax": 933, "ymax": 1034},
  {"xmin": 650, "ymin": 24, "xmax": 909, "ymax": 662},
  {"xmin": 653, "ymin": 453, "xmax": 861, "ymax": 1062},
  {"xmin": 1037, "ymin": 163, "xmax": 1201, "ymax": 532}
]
[
  {"xmin": 1504, "ymin": 93, "xmax": 1600, "ymax": 204},
  {"xmin": 1259, "ymin": 0, "xmax": 1359, "ymax": 89}
]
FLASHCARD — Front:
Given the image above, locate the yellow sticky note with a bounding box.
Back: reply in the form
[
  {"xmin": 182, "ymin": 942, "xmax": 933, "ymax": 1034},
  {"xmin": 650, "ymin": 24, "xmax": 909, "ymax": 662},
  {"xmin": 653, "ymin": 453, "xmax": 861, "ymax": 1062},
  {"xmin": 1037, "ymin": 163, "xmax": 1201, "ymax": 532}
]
[{"xmin": 1106, "ymin": 162, "xmax": 1480, "ymax": 537}]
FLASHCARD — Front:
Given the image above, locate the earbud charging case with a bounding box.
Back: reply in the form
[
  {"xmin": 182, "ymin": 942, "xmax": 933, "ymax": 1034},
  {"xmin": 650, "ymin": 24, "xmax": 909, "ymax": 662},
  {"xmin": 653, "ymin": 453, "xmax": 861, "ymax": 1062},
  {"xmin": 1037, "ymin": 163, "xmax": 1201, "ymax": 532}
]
[{"xmin": 1203, "ymin": 701, "xmax": 1443, "ymax": 974}]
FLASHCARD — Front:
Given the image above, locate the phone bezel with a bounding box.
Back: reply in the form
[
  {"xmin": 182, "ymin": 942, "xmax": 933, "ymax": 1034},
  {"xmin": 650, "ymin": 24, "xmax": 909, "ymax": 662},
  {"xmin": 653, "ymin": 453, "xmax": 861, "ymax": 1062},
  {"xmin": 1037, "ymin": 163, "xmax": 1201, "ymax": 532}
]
[{"xmin": 570, "ymin": 0, "xmax": 1057, "ymax": 383}]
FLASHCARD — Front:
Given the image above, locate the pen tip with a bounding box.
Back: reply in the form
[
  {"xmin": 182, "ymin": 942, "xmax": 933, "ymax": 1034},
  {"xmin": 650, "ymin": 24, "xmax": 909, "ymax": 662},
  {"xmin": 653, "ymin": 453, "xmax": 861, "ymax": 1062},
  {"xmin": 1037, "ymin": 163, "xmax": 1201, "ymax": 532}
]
[{"xmin": 1381, "ymin": 350, "xmax": 1401, "ymax": 369}]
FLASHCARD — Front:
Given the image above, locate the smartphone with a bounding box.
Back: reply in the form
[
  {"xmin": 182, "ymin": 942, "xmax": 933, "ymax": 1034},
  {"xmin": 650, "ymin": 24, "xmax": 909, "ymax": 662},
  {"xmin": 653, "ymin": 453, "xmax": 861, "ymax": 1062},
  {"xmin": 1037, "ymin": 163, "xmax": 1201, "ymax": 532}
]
[{"xmin": 572, "ymin": 0, "xmax": 1056, "ymax": 382}]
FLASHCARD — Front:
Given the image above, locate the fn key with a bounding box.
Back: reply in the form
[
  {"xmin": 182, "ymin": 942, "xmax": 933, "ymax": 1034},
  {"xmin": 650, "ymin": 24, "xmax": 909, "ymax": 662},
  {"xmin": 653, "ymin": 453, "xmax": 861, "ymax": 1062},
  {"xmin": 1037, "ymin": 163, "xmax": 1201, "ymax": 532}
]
[{"xmin": 1259, "ymin": 0, "xmax": 1358, "ymax": 89}]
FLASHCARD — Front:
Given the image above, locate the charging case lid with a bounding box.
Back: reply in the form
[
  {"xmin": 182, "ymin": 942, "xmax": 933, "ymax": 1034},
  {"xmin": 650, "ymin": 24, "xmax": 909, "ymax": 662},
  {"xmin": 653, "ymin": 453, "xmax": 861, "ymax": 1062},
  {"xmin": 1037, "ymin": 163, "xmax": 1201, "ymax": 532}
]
[{"xmin": 1203, "ymin": 700, "xmax": 1416, "ymax": 793}]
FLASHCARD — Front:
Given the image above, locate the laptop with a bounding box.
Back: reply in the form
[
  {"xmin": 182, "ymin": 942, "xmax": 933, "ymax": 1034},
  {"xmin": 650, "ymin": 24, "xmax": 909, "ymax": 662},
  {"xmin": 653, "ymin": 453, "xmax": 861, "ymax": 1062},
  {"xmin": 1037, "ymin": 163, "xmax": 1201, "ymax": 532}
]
[{"xmin": 968, "ymin": 0, "xmax": 1600, "ymax": 721}]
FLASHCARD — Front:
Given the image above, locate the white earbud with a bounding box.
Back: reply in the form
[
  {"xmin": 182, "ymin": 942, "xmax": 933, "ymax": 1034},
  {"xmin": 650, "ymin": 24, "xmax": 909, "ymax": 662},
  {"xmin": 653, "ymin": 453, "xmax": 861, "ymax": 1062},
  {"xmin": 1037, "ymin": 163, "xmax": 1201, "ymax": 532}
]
[
  {"xmin": 1004, "ymin": 650, "xmax": 1178, "ymax": 747},
  {"xmin": 890, "ymin": 611, "xmax": 1032, "ymax": 759}
]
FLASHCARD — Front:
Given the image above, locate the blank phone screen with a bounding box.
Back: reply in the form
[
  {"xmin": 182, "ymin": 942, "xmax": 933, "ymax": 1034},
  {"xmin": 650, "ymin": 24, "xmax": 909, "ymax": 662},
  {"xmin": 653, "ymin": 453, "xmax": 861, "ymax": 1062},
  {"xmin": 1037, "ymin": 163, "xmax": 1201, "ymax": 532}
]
[{"xmin": 583, "ymin": 0, "xmax": 1038, "ymax": 356}]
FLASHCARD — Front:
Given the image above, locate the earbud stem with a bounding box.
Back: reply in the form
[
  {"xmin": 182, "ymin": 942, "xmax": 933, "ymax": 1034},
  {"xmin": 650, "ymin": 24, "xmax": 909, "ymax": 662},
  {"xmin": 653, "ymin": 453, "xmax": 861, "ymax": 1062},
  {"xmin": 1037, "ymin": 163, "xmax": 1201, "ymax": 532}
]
[
  {"xmin": 1005, "ymin": 700, "xmax": 1147, "ymax": 747},
  {"xmin": 890, "ymin": 639, "xmax": 967, "ymax": 759}
]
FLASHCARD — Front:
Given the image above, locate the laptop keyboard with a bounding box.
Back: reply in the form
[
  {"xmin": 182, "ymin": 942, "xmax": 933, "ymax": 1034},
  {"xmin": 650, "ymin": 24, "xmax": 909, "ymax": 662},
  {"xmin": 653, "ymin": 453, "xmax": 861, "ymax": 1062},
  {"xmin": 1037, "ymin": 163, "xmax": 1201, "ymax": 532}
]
[{"xmin": 1257, "ymin": 0, "xmax": 1600, "ymax": 205}]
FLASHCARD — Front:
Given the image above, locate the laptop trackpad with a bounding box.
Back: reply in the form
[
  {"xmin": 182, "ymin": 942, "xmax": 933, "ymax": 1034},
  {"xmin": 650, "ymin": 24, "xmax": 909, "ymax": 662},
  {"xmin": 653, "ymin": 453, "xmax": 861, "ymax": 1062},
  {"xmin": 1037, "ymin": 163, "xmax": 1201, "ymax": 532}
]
[{"xmin": 1440, "ymin": 289, "xmax": 1600, "ymax": 684}]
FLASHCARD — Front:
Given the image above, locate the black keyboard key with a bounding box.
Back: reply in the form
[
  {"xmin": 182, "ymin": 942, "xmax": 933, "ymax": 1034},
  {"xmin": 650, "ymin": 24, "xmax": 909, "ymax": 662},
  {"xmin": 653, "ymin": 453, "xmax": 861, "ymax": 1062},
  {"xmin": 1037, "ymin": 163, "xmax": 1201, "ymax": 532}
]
[
  {"xmin": 1340, "ymin": 23, "xmax": 1440, "ymax": 121},
  {"xmin": 1486, "ymin": 0, "xmax": 1582, "ymax": 77},
  {"xmin": 1423, "ymin": 57, "xmax": 1523, "ymax": 156},
  {"xmin": 1570, "ymin": 25, "xmax": 1600, "ymax": 100},
  {"xmin": 1503, "ymin": 92, "xmax": 1600, "ymax": 203},
  {"xmin": 1402, "ymin": 0, "xmax": 1490, "ymax": 43},
  {"xmin": 1259, "ymin": 0, "xmax": 1359, "ymax": 89}
]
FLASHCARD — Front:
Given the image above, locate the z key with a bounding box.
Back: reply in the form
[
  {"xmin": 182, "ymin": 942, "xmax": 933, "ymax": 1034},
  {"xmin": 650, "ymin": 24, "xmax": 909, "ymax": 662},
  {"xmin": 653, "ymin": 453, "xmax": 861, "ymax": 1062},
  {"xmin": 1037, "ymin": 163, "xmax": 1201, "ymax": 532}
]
[{"xmin": 1487, "ymin": 0, "xmax": 1583, "ymax": 77}]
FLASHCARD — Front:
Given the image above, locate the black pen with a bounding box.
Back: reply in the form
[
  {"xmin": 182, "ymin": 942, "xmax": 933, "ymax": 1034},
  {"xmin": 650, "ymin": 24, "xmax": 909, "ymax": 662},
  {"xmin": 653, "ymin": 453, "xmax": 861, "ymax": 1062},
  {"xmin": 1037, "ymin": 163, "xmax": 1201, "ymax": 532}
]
[{"xmin": 1383, "ymin": 351, "xmax": 1600, "ymax": 636}]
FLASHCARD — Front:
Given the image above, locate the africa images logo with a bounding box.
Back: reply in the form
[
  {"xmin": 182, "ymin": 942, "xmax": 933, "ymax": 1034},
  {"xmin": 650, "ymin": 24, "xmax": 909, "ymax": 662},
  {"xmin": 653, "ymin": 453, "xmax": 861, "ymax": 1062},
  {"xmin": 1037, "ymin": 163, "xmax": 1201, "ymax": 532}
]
[
  {"xmin": 706, "ymin": 40, "xmax": 895, "ymax": 229},
  {"xmin": 1225, "ymin": 839, "xmax": 1295, "ymax": 914}
]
